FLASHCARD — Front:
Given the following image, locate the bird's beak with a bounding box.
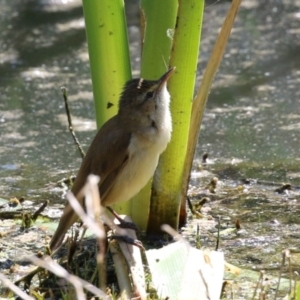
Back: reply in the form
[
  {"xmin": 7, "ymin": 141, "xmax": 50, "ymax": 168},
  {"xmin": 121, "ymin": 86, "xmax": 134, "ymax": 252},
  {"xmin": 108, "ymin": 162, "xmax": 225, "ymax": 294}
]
[{"xmin": 157, "ymin": 67, "xmax": 176, "ymax": 92}]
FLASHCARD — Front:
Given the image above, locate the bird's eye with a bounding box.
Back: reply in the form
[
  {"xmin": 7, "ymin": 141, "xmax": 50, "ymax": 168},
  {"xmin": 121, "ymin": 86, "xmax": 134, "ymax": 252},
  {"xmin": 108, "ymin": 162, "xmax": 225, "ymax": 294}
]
[{"xmin": 145, "ymin": 91, "xmax": 154, "ymax": 100}]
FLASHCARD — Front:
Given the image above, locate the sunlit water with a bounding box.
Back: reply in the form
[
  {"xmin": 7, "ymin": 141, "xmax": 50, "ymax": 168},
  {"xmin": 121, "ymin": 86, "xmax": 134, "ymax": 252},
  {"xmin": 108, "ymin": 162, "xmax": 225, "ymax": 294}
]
[{"xmin": 1, "ymin": 0, "xmax": 299, "ymax": 194}]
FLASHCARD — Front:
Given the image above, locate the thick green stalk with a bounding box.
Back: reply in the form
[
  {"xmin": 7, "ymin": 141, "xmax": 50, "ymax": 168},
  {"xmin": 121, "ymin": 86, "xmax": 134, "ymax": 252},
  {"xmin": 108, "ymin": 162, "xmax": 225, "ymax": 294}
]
[
  {"xmin": 148, "ymin": 0, "xmax": 204, "ymax": 233},
  {"xmin": 181, "ymin": 0, "xmax": 242, "ymax": 223},
  {"xmin": 82, "ymin": 0, "xmax": 132, "ymax": 216},
  {"xmin": 128, "ymin": 0, "xmax": 177, "ymax": 230},
  {"xmin": 140, "ymin": 0, "xmax": 178, "ymax": 79},
  {"xmin": 82, "ymin": 0, "xmax": 132, "ymax": 128}
]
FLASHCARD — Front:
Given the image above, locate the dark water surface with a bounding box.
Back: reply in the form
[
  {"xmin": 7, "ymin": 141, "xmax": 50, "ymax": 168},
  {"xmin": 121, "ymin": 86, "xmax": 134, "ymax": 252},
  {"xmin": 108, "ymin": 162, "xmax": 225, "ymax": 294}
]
[
  {"xmin": 1, "ymin": 0, "xmax": 299, "ymax": 195},
  {"xmin": 1, "ymin": 0, "xmax": 300, "ymax": 295},
  {"xmin": 200, "ymin": 1, "xmax": 300, "ymax": 169}
]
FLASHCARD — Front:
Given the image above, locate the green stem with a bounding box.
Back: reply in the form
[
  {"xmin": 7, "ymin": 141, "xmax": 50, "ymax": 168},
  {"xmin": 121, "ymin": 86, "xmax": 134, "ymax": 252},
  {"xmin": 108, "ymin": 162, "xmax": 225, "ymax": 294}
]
[
  {"xmin": 130, "ymin": 0, "xmax": 177, "ymax": 229},
  {"xmin": 181, "ymin": 0, "xmax": 242, "ymax": 223},
  {"xmin": 82, "ymin": 0, "xmax": 132, "ymax": 128},
  {"xmin": 148, "ymin": 0, "xmax": 204, "ymax": 233}
]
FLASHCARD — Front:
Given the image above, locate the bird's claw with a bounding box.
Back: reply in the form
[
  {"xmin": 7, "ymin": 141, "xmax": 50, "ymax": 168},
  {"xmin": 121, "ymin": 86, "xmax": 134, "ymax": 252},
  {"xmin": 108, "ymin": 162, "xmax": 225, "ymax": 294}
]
[
  {"xmin": 117, "ymin": 220, "xmax": 139, "ymax": 232},
  {"xmin": 109, "ymin": 235, "xmax": 145, "ymax": 251}
]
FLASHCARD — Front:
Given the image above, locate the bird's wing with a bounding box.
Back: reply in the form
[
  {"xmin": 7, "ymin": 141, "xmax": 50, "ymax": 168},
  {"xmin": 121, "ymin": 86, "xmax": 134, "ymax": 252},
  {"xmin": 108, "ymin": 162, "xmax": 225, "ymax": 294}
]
[
  {"xmin": 50, "ymin": 116, "xmax": 131, "ymax": 251},
  {"xmin": 72, "ymin": 115, "xmax": 131, "ymax": 199}
]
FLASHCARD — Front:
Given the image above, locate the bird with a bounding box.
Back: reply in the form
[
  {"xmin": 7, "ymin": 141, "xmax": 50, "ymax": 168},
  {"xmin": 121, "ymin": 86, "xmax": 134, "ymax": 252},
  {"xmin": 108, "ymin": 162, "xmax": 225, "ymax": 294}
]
[{"xmin": 50, "ymin": 68, "xmax": 175, "ymax": 251}]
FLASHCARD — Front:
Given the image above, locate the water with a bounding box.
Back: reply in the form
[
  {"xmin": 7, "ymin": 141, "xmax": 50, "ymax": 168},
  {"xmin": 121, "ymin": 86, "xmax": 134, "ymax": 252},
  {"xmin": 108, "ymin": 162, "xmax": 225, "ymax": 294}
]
[
  {"xmin": 199, "ymin": 0, "xmax": 300, "ymax": 168},
  {"xmin": 1, "ymin": 0, "xmax": 300, "ymax": 198},
  {"xmin": 0, "ymin": 0, "xmax": 92, "ymax": 199}
]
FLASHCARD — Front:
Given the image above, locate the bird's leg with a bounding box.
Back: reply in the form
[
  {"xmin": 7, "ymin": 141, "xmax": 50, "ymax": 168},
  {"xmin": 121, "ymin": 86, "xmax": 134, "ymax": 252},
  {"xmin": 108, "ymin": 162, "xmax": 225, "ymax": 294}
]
[
  {"xmin": 108, "ymin": 234, "xmax": 145, "ymax": 251},
  {"xmin": 106, "ymin": 206, "xmax": 139, "ymax": 231}
]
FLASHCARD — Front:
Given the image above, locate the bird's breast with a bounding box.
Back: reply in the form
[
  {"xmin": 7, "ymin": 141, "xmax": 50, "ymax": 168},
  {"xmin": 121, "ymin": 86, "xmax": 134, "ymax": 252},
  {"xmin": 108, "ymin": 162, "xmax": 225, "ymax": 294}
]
[
  {"xmin": 101, "ymin": 136, "xmax": 161, "ymax": 206},
  {"xmin": 101, "ymin": 95, "xmax": 172, "ymax": 206}
]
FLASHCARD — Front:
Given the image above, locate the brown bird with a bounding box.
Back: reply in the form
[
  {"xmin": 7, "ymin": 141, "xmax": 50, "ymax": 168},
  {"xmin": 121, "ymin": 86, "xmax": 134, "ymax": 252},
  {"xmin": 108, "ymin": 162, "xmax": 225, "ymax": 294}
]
[{"xmin": 50, "ymin": 68, "xmax": 175, "ymax": 250}]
